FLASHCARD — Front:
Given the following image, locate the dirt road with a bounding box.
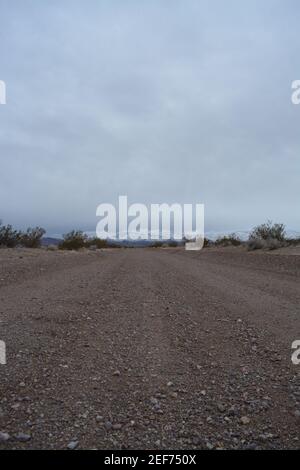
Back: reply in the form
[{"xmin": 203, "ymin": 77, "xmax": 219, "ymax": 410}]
[{"xmin": 0, "ymin": 247, "xmax": 300, "ymax": 449}]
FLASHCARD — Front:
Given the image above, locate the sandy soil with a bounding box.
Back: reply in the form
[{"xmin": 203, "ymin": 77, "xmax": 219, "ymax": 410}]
[{"xmin": 0, "ymin": 247, "xmax": 299, "ymax": 449}]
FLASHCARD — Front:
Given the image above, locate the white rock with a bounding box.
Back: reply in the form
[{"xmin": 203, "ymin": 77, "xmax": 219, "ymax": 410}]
[
  {"xmin": 0, "ymin": 432, "xmax": 10, "ymax": 442},
  {"xmin": 67, "ymin": 440, "xmax": 79, "ymax": 450}
]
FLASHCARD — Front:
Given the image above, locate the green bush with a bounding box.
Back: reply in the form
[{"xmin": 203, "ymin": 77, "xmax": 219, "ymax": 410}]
[
  {"xmin": 167, "ymin": 240, "xmax": 179, "ymax": 247},
  {"xmin": 215, "ymin": 233, "xmax": 242, "ymax": 247},
  {"xmin": 0, "ymin": 223, "xmax": 21, "ymax": 247},
  {"xmin": 247, "ymin": 221, "xmax": 286, "ymax": 251},
  {"xmin": 151, "ymin": 241, "xmax": 163, "ymax": 248},
  {"xmin": 249, "ymin": 221, "xmax": 286, "ymax": 242},
  {"xmin": 20, "ymin": 227, "xmax": 46, "ymax": 248},
  {"xmin": 203, "ymin": 238, "xmax": 212, "ymax": 247},
  {"xmin": 59, "ymin": 230, "xmax": 88, "ymax": 250}
]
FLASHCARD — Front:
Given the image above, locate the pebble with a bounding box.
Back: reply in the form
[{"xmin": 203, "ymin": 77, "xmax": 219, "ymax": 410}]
[
  {"xmin": 150, "ymin": 397, "xmax": 159, "ymax": 405},
  {"xmin": 240, "ymin": 416, "xmax": 251, "ymax": 425},
  {"xmin": 112, "ymin": 424, "xmax": 122, "ymax": 430},
  {"xmin": 105, "ymin": 421, "xmax": 113, "ymax": 431},
  {"xmin": 0, "ymin": 432, "xmax": 10, "ymax": 442},
  {"xmin": 113, "ymin": 370, "xmax": 121, "ymax": 377},
  {"xmin": 15, "ymin": 433, "xmax": 31, "ymax": 442},
  {"xmin": 67, "ymin": 441, "xmax": 79, "ymax": 450}
]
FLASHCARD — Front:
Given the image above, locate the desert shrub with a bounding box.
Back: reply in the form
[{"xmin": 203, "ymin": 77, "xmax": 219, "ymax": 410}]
[
  {"xmin": 0, "ymin": 223, "xmax": 21, "ymax": 247},
  {"xmin": 20, "ymin": 227, "xmax": 46, "ymax": 248},
  {"xmin": 247, "ymin": 238, "xmax": 265, "ymax": 251},
  {"xmin": 203, "ymin": 238, "xmax": 212, "ymax": 247},
  {"xmin": 265, "ymin": 238, "xmax": 284, "ymax": 250},
  {"xmin": 151, "ymin": 241, "xmax": 163, "ymax": 248},
  {"xmin": 249, "ymin": 221, "xmax": 286, "ymax": 242},
  {"xmin": 247, "ymin": 237, "xmax": 284, "ymax": 251},
  {"xmin": 215, "ymin": 233, "xmax": 242, "ymax": 247},
  {"xmin": 59, "ymin": 230, "xmax": 88, "ymax": 250},
  {"xmin": 247, "ymin": 221, "xmax": 286, "ymax": 251},
  {"xmin": 167, "ymin": 240, "xmax": 179, "ymax": 248}
]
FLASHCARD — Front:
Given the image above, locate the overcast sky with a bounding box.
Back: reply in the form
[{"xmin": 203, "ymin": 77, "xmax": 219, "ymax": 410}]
[{"xmin": 0, "ymin": 0, "xmax": 299, "ymax": 236}]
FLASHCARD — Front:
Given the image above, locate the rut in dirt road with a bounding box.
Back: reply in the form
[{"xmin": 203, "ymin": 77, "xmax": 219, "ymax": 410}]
[{"xmin": 0, "ymin": 248, "xmax": 300, "ymax": 449}]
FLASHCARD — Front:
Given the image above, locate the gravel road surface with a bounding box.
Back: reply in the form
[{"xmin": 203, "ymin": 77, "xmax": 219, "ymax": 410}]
[{"xmin": 0, "ymin": 247, "xmax": 299, "ymax": 449}]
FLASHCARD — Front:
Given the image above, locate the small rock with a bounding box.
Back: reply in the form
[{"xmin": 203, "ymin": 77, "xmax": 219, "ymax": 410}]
[
  {"xmin": 0, "ymin": 432, "xmax": 10, "ymax": 442},
  {"xmin": 112, "ymin": 424, "xmax": 122, "ymax": 430},
  {"xmin": 67, "ymin": 441, "xmax": 79, "ymax": 450},
  {"xmin": 113, "ymin": 370, "xmax": 121, "ymax": 377},
  {"xmin": 105, "ymin": 421, "xmax": 113, "ymax": 431},
  {"xmin": 240, "ymin": 416, "xmax": 251, "ymax": 425},
  {"xmin": 15, "ymin": 433, "xmax": 31, "ymax": 442},
  {"xmin": 150, "ymin": 397, "xmax": 159, "ymax": 405}
]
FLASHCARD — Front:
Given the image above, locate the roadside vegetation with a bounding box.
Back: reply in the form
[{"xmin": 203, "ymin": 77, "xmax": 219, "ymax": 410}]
[
  {"xmin": 58, "ymin": 230, "xmax": 88, "ymax": 250},
  {"xmin": 206, "ymin": 221, "xmax": 300, "ymax": 251},
  {"xmin": 246, "ymin": 221, "xmax": 286, "ymax": 251},
  {"xmin": 0, "ymin": 221, "xmax": 45, "ymax": 248},
  {"xmin": 1, "ymin": 220, "xmax": 299, "ymax": 252},
  {"xmin": 20, "ymin": 227, "xmax": 46, "ymax": 248},
  {"xmin": 215, "ymin": 233, "xmax": 242, "ymax": 247}
]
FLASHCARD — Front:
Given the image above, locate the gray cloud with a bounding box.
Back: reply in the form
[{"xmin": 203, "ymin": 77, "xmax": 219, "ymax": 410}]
[{"xmin": 0, "ymin": 0, "xmax": 299, "ymax": 235}]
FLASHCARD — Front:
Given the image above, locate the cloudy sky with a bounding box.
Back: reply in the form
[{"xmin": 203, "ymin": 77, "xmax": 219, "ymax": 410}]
[{"xmin": 0, "ymin": 0, "xmax": 299, "ymax": 236}]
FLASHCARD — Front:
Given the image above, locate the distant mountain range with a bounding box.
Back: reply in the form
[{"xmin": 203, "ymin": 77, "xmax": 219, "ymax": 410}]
[{"xmin": 41, "ymin": 237, "xmax": 62, "ymax": 246}]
